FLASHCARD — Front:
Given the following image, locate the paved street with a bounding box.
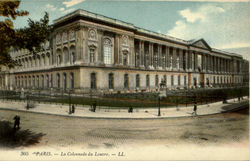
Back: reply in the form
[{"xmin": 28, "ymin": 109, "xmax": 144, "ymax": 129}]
[{"xmin": 0, "ymin": 105, "xmax": 248, "ymax": 149}]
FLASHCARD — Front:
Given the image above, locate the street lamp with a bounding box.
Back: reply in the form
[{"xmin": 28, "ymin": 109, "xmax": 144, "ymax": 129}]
[{"xmin": 158, "ymin": 94, "xmax": 161, "ymax": 116}]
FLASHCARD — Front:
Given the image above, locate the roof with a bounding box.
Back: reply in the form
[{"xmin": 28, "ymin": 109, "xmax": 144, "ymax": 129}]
[{"xmin": 53, "ymin": 9, "xmax": 242, "ymax": 58}]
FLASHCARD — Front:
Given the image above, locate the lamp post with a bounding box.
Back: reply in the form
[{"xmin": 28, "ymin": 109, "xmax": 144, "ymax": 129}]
[{"xmin": 158, "ymin": 93, "xmax": 161, "ymax": 116}]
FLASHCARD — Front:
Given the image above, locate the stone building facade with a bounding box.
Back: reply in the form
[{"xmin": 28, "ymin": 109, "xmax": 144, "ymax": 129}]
[{"xmin": 0, "ymin": 9, "xmax": 248, "ymax": 93}]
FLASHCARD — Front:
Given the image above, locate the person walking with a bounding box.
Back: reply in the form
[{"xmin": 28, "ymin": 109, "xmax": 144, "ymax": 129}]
[
  {"xmin": 192, "ymin": 102, "xmax": 197, "ymax": 116},
  {"xmin": 13, "ymin": 115, "xmax": 20, "ymax": 130},
  {"xmin": 71, "ymin": 104, "xmax": 75, "ymax": 113}
]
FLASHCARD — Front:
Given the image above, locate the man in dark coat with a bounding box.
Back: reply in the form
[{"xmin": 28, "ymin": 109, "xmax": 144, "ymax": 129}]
[
  {"xmin": 13, "ymin": 115, "xmax": 20, "ymax": 129},
  {"xmin": 192, "ymin": 102, "xmax": 197, "ymax": 116}
]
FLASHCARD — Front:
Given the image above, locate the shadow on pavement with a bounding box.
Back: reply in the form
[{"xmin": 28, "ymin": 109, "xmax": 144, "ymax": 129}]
[
  {"xmin": 221, "ymin": 102, "xmax": 249, "ymax": 115},
  {"xmin": 0, "ymin": 120, "xmax": 46, "ymax": 148}
]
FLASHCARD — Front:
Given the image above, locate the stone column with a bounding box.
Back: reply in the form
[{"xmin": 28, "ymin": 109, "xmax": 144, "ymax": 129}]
[
  {"xmin": 158, "ymin": 44, "xmax": 162, "ymax": 68},
  {"xmin": 173, "ymin": 47, "xmax": 177, "ymax": 70},
  {"xmin": 149, "ymin": 42, "xmax": 153, "ymax": 68},
  {"xmin": 140, "ymin": 40, "xmax": 144, "ymax": 68},
  {"xmin": 194, "ymin": 52, "xmax": 198, "ymax": 72},
  {"xmin": 166, "ymin": 46, "xmax": 170, "ymax": 70},
  {"xmin": 185, "ymin": 50, "xmax": 188, "ymax": 71},
  {"xmin": 114, "ymin": 34, "xmax": 119, "ymax": 65},
  {"xmin": 179, "ymin": 49, "xmax": 183, "ymax": 71}
]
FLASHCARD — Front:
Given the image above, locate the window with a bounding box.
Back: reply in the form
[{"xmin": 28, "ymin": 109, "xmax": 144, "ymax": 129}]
[
  {"xmin": 36, "ymin": 76, "xmax": 39, "ymax": 87},
  {"xmin": 28, "ymin": 76, "xmax": 31, "ymax": 87},
  {"xmin": 57, "ymin": 55, "xmax": 61, "ymax": 65},
  {"xmin": 163, "ymin": 75, "xmax": 167, "ymax": 85},
  {"xmin": 176, "ymin": 50, "xmax": 180, "ymax": 69},
  {"xmin": 124, "ymin": 74, "xmax": 129, "ymax": 89},
  {"xmin": 57, "ymin": 74, "xmax": 60, "ymax": 88},
  {"xmin": 178, "ymin": 75, "xmax": 180, "ymax": 86},
  {"xmin": 153, "ymin": 54, "xmax": 158, "ymax": 68},
  {"xmin": 193, "ymin": 77, "xmax": 197, "ymax": 86},
  {"xmin": 171, "ymin": 75, "xmax": 174, "ymax": 86},
  {"xmin": 184, "ymin": 76, "xmax": 187, "ymax": 86},
  {"xmin": 155, "ymin": 75, "xmax": 159, "ymax": 87},
  {"xmin": 104, "ymin": 38, "xmax": 112, "ymax": 64},
  {"xmin": 162, "ymin": 54, "xmax": 166, "ymax": 68},
  {"xmin": 41, "ymin": 75, "xmax": 44, "ymax": 88},
  {"xmin": 63, "ymin": 73, "xmax": 67, "ymax": 90},
  {"xmin": 108, "ymin": 73, "xmax": 114, "ymax": 89},
  {"xmin": 146, "ymin": 75, "xmax": 150, "ymax": 88},
  {"xmin": 123, "ymin": 52, "xmax": 128, "ymax": 66},
  {"xmin": 90, "ymin": 49, "xmax": 95, "ymax": 63},
  {"xmin": 136, "ymin": 74, "xmax": 140, "ymax": 88},
  {"xmin": 183, "ymin": 51, "xmax": 186, "ymax": 70},
  {"xmin": 46, "ymin": 75, "xmax": 49, "ymax": 88},
  {"xmin": 51, "ymin": 74, "xmax": 53, "ymax": 88},
  {"xmin": 71, "ymin": 52, "xmax": 75, "ymax": 64},
  {"xmin": 91, "ymin": 73, "xmax": 96, "ymax": 89},
  {"xmin": 70, "ymin": 73, "xmax": 74, "ymax": 89}
]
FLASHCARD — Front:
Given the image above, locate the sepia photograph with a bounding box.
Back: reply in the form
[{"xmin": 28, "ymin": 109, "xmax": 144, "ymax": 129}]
[{"xmin": 0, "ymin": 0, "xmax": 249, "ymax": 160}]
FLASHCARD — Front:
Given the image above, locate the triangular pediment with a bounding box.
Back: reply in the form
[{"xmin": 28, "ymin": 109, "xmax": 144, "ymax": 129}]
[{"xmin": 190, "ymin": 39, "xmax": 211, "ymax": 50}]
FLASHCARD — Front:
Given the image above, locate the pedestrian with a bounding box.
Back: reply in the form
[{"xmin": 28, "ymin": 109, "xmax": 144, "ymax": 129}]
[
  {"xmin": 13, "ymin": 115, "xmax": 20, "ymax": 130},
  {"xmin": 72, "ymin": 104, "xmax": 75, "ymax": 113},
  {"xmin": 93, "ymin": 102, "xmax": 96, "ymax": 112},
  {"xmin": 192, "ymin": 101, "xmax": 197, "ymax": 116}
]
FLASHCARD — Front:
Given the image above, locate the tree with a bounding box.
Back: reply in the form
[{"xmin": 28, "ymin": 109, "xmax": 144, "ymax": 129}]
[{"xmin": 0, "ymin": 0, "xmax": 51, "ymax": 67}]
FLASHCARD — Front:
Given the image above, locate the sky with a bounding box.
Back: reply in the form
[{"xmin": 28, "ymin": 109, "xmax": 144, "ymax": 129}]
[{"xmin": 4, "ymin": 0, "xmax": 250, "ymax": 60}]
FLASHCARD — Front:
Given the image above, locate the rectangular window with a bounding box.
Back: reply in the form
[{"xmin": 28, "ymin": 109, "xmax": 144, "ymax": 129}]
[
  {"xmin": 104, "ymin": 45, "xmax": 112, "ymax": 64},
  {"xmin": 146, "ymin": 75, "xmax": 150, "ymax": 88},
  {"xmin": 124, "ymin": 74, "xmax": 129, "ymax": 89},
  {"xmin": 184, "ymin": 76, "xmax": 186, "ymax": 86},
  {"xmin": 178, "ymin": 75, "xmax": 180, "ymax": 86},
  {"xmin": 91, "ymin": 73, "xmax": 96, "ymax": 89},
  {"xmin": 155, "ymin": 75, "xmax": 158, "ymax": 87},
  {"xmin": 70, "ymin": 73, "xmax": 74, "ymax": 89},
  {"xmin": 108, "ymin": 73, "xmax": 114, "ymax": 89},
  {"xmin": 171, "ymin": 75, "xmax": 174, "ymax": 86},
  {"xmin": 136, "ymin": 74, "xmax": 140, "ymax": 88},
  {"xmin": 90, "ymin": 49, "xmax": 95, "ymax": 63}
]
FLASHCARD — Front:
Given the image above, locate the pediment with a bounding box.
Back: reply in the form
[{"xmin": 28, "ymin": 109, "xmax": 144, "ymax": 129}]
[{"xmin": 190, "ymin": 39, "xmax": 211, "ymax": 50}]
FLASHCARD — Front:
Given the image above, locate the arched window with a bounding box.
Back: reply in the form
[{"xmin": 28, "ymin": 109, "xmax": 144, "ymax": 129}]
[
  {"xmin": 28, "ymin": 76, "xmax": 31, "ymax": 87},
  {"xmin": 63, "ymin": 47, "xmax": 69, "ymax": 64},
  {"xmin": 36, "ymin": 75, "xmax": 39, "ymax": 88},
  {"xmin": 124, "ymin": 74, "xmax": 129, "ymax": 89},
  {"xmin": 136, "ymin": 74, "xmax": 140, "ymax": 88},
  {"xmin": 90, "ymin": 73, "xmax": 96, "ymax": 89},
  {"xmin": 46, "ymin": 74, "xmax": 49, "ymax": 88},
  {"xmin": 70, "ymin": 73, "xmax": 74, "ymax": 89},
  {"xmin": 41, "ymin": 75, "xmax": 44, "ymax": 88},
  {"xmin": 24, "ymin": 76, "xmax": 27, "ymax": 87},
  {"xmin": 103, "ymin": 38, "xmax": 112, "ymax": 64},
  {"xmin": 146, "ymin": 75, "xmax": 150, "ymax": 88},
  {"xmin": 32, "ymin": 76, "xmax": 35, "ymax": 87},
  {"xmin": 57, "ymin": 74, "xmax": 60, "ymax": 88},
  {"xmin": 51, "ymin": 74, "xmax": 53, "ymax": 88},
  {"xmin": 63, "ymin": 73, "xmax": 67, "ymax": 90},
  {"xmin": 108, "ymin": 73, "xmax": 114, "ymax": 89}
]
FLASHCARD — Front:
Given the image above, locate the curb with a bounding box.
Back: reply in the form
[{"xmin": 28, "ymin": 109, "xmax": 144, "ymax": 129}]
[{"xmin": 0, "ymin": 101, "xmax": 248, "ymax": 120}]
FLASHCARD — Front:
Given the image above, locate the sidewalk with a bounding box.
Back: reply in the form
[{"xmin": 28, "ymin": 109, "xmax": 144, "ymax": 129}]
[{"xmin": 0, "ymin": 97, "xmax": 249, "ymax": 119}]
